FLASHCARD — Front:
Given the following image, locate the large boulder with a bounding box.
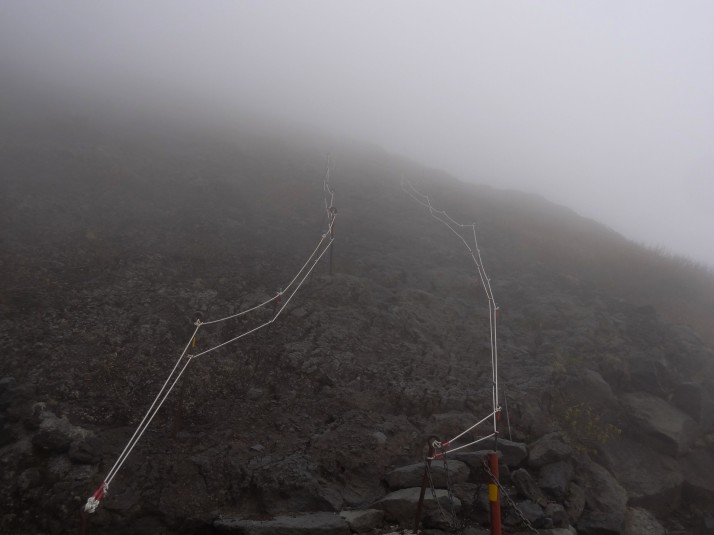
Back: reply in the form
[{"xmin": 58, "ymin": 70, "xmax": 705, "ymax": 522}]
[
  {"xmin": 545, "ymin": 503, "xmax": 570, "ymax": 528},
  {"xmin": 511, "ymin": 468, "xmax": 547, "ymax": 506},
  {"xmin": 559, "ymin": 369, "xmax": 619, "ymax": 414},
  {"xmin": 672, "ymin": 382, "xmax": 714, "ymax": 434},
  {"xmin": 452, "ymin": 450, "xmax": 501, "ymax": 481},
  {"xmin": 29, "ymin": 407, "xmax": 95, "ymax": 456},
  {"xmin": 457, "ymin": 437, "xmax": 528, "ymax": 467},
  {"xmin": 69, "ymin": 433, "xmax": 101, "ymax": 464},
  {"xmin": 679, "ymin": 449, "xmax": 714, "ymax": 506},
  {"xmin": 214, "ymin": 513, "xmax": 350, "ymax": 534},
  {"xmin": 514, "ymin": 499, "xmax": 545, "ymax": 525},
  {"xmin": 385, "ymin": 460, "xmax": 469, "ymax": 489},
  {"xmin": 539, "ymin": 461, "xmax": 574, "ymax": 500},
  {"xmin": 577, "ymin": 511, "xmax": 626, "ymax": 535},
  {"xmin": 242, "ymin": 453, "xmax": 343, "ymax": 515},
  {"xmin": 564, "ymin": 483, "xmax": 586, "ymax": 525},
  {"xmin": 600, "ymin": 438, "xmax": 683, "ymax": 512},
  {"xmin": 528, "ymin": 432, "xmax": 573, "ymax": 468},
  {"xmin": 574, "ymin": 457, "xmax": 627, "ymax": 533},
  {"xmin": 621, "ymin": 392, "xmax": 696, "ymax": 457}
]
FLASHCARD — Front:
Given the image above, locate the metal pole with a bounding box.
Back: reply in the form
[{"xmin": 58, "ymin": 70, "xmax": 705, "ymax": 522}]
[
  {"xmin": 328, "ymin": 208, "xmax": 336, "ymax": 276},
  {"xmin": 488, "ymin": 451, "xmax": 502, "ymax": 535},
  {"xmin": 414, "ymin": 436, "xmax": 438, "ymax": 534}
]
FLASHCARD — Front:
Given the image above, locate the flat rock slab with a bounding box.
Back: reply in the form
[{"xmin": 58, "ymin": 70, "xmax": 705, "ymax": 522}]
[
  {"xmin": 385, "ymin": 460, "xmax": 469, "ymax": 489},
  {"xmin": 339, "ymin": 509, "xmax": 384, "ymax": 533},
  {"xmin": 373, "ymin": 487, "xmax": 461, "ymax": 526},
  {"xmin": 214, "ymin": 513, "xmax": 350, "ymax": 534}
]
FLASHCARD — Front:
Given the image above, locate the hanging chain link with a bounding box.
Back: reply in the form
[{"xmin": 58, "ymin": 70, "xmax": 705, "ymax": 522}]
[
  {"xmin": 425, "ymin": 455, "xmax": 462, "ymax": 531},
  {"xmin": 425, "ymin": 460, "xmax": 449, "ymax": 524},
  {"xmin": 482, "ymin": 461, "xmax": 539, "ymax": 534},
  {"xmin": 442, "ymin": 453, "xmax": 463, "ymax": 530}
]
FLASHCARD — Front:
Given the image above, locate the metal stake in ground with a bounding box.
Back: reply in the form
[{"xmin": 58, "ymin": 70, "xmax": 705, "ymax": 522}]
[
  {"xmin": 414, "ymin": 436, "xmax": 439, "ymax": 533},
  {"xmin": 328, "ymin": 206, "xmax": 337, "ymax": 275}
]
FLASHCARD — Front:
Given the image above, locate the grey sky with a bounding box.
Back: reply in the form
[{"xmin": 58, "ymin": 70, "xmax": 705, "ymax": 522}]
[{"xmin": 2, "ymin": 1, "xmax": 713, "ymax": 266}]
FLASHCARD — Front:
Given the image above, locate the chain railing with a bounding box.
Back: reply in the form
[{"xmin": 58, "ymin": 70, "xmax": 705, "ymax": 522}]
[{"xmin": 482, "ymin": 461, "xmax": 539, "ymax": 534}]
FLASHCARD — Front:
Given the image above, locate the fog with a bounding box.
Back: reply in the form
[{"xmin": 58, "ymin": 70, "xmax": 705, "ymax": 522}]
[{"xmin": 2, "ymin": 1, "xmax": 713, "ymax": 266}]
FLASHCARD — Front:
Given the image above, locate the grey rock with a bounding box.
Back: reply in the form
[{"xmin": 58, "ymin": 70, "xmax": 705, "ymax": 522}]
[
  {"xmin": 528, "ymin": 432, "xmax": 573, "ymax": 468},
  {"xmin": 30, "ymin": 409, "xmax": 92, "ymax": 454},
  {"xmin": 0, "ymin": 417, "xmax": 18, "ymax": 447},
  {"xmin": 545, "ymin": 503, "xmax": 570, "ymax": 528},
  {"xmin": 372, "ymin": 431, "xmax": 387, "ymax": 445},
  {"xmin": 600, "ymin": 437, "xmax": 682, "ymax": 512},
  {"xmin": 622, "ymin": 391, "xmax": 696, "ymax": 457},
  {"xmin": 464, "ymin": 437, "xmax": 528, "ymax": 467},
  {"xmin": 32, "ymin": 426, "xmax": 72, "ymax": 452},
  {"xmin": 214, "ymin": 512, "xmax": 350, "ymax": 534},
  {"xmin": 385, "ymin": 460, "xmax": 469, "ymax": 489},
  {"xmin": 372, "ymin": 487, "xmax": 461, "ymax": 527},
  {"xmin": 624, "ymin": 507, "xmax": 666, "ymax": 535},
  {"xmin": 453, "ymin": 450, "xmax": 501, "ymax": 478},
  {"xmin": 450, "ymin": 482, "xmax": 487, "ymax": 521},
  {"xmin": 47, "ymin": 455, "xmax": 72, "ymax": 480},
  {"xmin": 17, "ymin": 467, "xmax": 41, "ymax": 491},
  {"xmin": 339, "ymin": 509, "xmax": 383, "ymax": 533},
  {"xmin": 247, "ymin": 388, "xmax": 264, "ymax": 401},
  {"xmin": 69, "ymin": 433, "xmax": 101, "ymax": 464},
  {"xmin": 538, "ymin": 461, "xmax": 573, "ymax": 500},
  {"xmin": 577, "ymin": 511, "xmax": 625, "ymax": 535},
  {"xmin": 574, "ymin": 457, "xmax": 626, "ymax": 528},
  {"xmin": 673, "ymin": 382, "xmax": 714, "ymax": 433},
  {"xmin": 245, "ymin": 453, "xmax": 344, "ymax": 514},
  {"xmin": 0, "ymin": 377, "xmax": 17, "ymax": 409},
  {"xmin": 679, "ymin": 448, "xmax": 714, "ymax": 506},
  {"xmin": 536, "ymin": 529, "xmax": 577, "ymax": 535},
  {"xmin": 459, "ymin": 527, "xmax": 490, "ymax": 535},
  {"xmin": 511, "ymin": 468, "xmax": 547, "ymax": 506},
  {"xmin": 560, "ymin": 369, "xmax": 618, "ymax": 412},
  {"xmin": 516, "ymin": 499, "xmax": 544, "ymax": 524},
  {"xmin": 564, "ymin": 483, "xmax": 586, "ymax": 524},
  {"xmin": 628, "ymin": 356, "xmax": 672, "ymax": 396},
  {"xmin": 0, "ymin": 376, "xmax": 16, "ymax": 394}
]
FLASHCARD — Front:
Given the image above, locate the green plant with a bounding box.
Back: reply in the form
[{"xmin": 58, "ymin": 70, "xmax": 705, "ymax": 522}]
[{"xmin": 561, "ymin": 402, "xmax": 621, "ymax": 454}]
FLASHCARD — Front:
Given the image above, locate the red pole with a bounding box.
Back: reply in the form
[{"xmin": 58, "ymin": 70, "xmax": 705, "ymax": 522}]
[{"xmin": 488, "ymin": 452, "xmax": 502, "ymax": 535}]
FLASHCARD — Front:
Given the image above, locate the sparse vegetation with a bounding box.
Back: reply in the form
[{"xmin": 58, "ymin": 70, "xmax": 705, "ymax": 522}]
[{"xmin": 560, "ymin": 402, "xmax": 621, "ymax": 454}]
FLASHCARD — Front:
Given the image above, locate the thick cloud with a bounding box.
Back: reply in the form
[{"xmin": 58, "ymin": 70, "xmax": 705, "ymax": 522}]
[{"xmin": 1, "ymin": 1, "xmax": 712, "ymax": 265}]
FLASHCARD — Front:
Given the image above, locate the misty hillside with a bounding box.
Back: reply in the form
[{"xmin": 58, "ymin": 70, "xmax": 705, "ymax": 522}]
[{"xmin": 2, "ymin": 112, "xmax": 714, "ymax": 535}]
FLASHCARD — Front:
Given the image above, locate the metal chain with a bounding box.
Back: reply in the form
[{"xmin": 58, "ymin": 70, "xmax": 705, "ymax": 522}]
[
  {"xmin": 442, "ymin": 453, "xmax": 463, "ymax": 531},
  {"xmin": 425, "ymin": 460, "xmax": 450, "ymax": 525},
  {"xmin": 482, "ymin": 461, "xmax": 539, "ymax": 534},
  {"xmin": 424, "ymin": 458, "xmax": 464, "ymax": 531}
]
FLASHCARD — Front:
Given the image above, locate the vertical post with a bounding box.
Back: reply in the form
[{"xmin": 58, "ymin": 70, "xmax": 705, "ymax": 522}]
[
  {"xmin": 328, "ymin": 207, "xmax": 336, "ymax": 276},
  {"xmin": 414, "ymin": 436, "xmax": 438, "ymax": 534},
  {"xmin": 488, "ymin": 451, "xmax": 502, "ymax": 535}
]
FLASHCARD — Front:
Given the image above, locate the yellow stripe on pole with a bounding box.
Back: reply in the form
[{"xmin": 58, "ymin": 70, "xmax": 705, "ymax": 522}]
[{"xmin": 489, "ymin": 483, "xmax": 498, "ymax": 502}]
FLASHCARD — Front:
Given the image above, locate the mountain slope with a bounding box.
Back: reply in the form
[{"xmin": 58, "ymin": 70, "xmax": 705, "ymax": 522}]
[{"xmin": 1, "ymin": 112, "xmax": 713, "ymax": 534}]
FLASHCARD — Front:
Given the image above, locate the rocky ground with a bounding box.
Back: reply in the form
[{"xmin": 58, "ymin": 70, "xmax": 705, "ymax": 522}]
[{"xmin": 1, "ymin": 117, "xmax": 714, "ymax": 534}]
